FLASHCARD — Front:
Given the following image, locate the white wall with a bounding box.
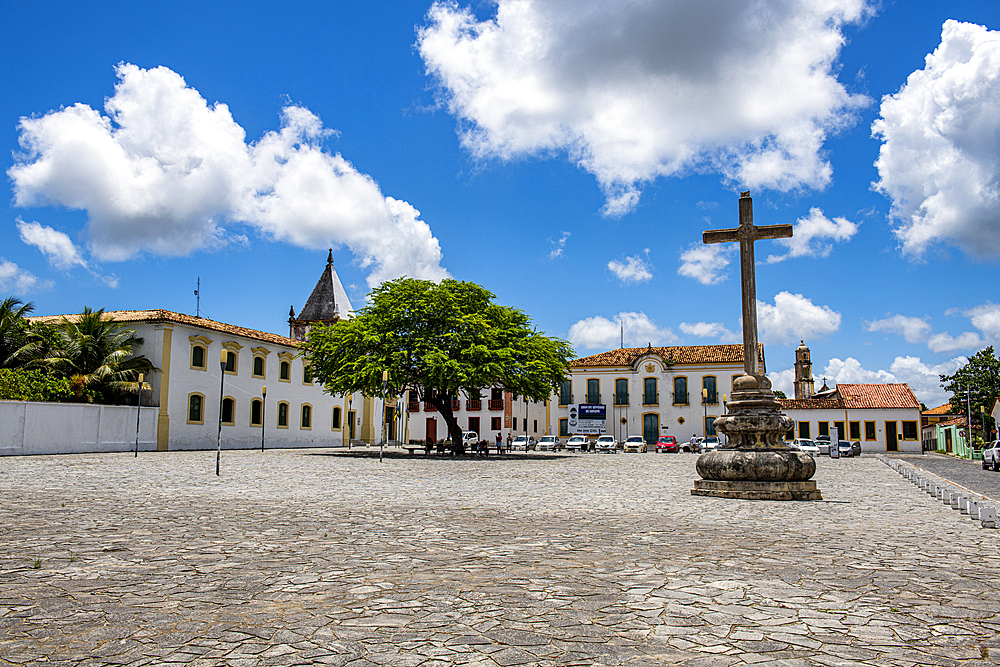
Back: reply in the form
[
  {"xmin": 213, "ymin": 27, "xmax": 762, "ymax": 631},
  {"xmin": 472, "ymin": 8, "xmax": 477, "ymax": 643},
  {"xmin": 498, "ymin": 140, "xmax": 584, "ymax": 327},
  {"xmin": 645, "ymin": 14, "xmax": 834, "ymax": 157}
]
[
  {"xmin": 0, "ymin": 401, "xmax": 157, "ymax": 456},
  {"xmin": 782, "ymin": 406, "xmax": 922, "ymax": 453}
]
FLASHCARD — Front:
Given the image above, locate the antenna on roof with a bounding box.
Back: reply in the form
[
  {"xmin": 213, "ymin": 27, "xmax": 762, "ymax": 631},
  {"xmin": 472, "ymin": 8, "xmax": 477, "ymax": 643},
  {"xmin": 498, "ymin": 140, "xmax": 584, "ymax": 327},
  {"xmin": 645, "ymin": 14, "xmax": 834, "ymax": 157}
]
[
  {"xmin": 620, "ymin": 320, "xmax": 623, "ymax": 349},
  {"xmin": 194, "ymin": 277, "xmax": 200, "ymax": 318}
]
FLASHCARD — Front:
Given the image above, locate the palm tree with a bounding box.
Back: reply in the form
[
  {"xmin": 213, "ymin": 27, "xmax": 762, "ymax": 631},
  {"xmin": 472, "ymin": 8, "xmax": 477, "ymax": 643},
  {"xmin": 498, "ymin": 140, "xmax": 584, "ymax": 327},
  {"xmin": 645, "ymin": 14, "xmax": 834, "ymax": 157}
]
[
  {"xmin": 41, "ymin": 307, "xmax": 157, "ymax": 402},
  {"xmin": 0, "ymin": 296, "xmax": 35, "ymax": 368}
]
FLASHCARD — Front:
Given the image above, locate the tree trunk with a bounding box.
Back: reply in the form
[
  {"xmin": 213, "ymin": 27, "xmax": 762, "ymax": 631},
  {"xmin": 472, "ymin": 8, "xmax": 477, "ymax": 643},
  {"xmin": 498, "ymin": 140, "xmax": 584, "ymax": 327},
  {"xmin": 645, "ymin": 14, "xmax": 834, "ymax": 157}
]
[{"xmin": 427, "ymin": 394, "xmax": 465, "ymax": 455}]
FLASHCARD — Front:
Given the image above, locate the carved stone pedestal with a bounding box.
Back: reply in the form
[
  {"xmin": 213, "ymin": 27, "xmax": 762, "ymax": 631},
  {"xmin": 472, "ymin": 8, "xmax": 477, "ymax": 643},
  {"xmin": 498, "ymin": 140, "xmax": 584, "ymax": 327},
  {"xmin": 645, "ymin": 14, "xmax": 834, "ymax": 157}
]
[{"xmin": 692, "ymin": 374, "xmax": 823, "ymax": 501}]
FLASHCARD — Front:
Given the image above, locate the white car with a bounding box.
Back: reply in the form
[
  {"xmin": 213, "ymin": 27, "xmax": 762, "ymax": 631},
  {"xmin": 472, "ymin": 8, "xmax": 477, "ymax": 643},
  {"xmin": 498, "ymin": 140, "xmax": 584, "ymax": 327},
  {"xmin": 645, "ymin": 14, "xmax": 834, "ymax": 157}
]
[
  {"xmin": 983, "ymin": 440, "xmax": 1000, "ymax": 470},
  {"xmin": 565, "ymin": 435, "xmax": 589, "ymax": 452},
  {"xmin": 702, "ymin": 436, "xmax": 720, "ymax": 451},
  {"xmin": 791, "ymin": 438, "xmax": 819, "ymax": 454},
  {"xmin": 595, "ymin": 435, "xmax": 618, "ymax": 453},
  {"xmin": 622, "ymin": 436, "xmax": 647, "ymax": 453},
  {"xmin": 463, "ymin": 431, "xmax": 479, "ymax": 446},
  {"xmin": 536, "ymin": 435, "xmax": 560, "ymax": 451},
  {"xmin": 511, "ymin": 435, "xmax": 537, "ymax": 451}
]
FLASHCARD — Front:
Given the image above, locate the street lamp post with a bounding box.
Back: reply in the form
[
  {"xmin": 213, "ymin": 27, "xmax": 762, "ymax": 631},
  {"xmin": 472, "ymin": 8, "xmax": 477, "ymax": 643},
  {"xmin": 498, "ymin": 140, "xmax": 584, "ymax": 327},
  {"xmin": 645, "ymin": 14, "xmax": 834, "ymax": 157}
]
[
  {"xmin": 524, "ymin": 395, "xmax": 529, "ymax": 453},
  {"xmin": 347, "ymin": 395, "xmax": 353, "ymax": 449},
  {"xmin": 134, "ymin": 373, "xmax": 144, "ymax": 458},
  {"xmin": 261, "ymin": 386, "xmax": 267, "ymax": 452},
  {"xmin": 217, "ymin": 349, "xmax": 227, "ymax": 476},
  {"xmin": 380, "ymin": 370, "xmax": 388, "ymax": 463},
  {"xmin": 966, "ymin": 385, "xmax": 973, "ymax": 460},
  {"xmin": 702, "ymin": 387, "xmax": 709, "ymax": 438}
]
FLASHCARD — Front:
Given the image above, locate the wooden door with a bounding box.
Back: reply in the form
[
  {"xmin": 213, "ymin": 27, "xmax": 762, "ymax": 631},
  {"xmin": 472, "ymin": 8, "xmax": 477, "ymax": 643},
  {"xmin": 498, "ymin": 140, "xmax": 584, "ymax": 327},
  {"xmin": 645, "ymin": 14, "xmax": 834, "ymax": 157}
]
[
  {"xmin": 426, "ymin": 418, "xmax": 437, "ymax": 443},
  {"xmin": 643, "ymin": 413, "xmax": 659, "ymax": 444},
  {"xmin": 885, "ymin": 421, "xmax": 898, "ymax": 452}
]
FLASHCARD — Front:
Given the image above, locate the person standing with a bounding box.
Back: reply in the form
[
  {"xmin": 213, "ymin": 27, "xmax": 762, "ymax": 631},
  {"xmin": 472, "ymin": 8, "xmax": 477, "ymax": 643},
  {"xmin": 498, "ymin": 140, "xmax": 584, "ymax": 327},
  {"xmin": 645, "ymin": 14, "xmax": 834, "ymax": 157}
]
[{"xmin": 495, "ymin": 432, "xmax": 502, "ymax": 455}]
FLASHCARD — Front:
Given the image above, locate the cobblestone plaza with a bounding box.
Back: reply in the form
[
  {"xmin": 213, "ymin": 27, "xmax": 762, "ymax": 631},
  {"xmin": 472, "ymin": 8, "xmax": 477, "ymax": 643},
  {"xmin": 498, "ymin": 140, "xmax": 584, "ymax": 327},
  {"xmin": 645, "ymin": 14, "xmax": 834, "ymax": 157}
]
[{"xmin": 1, "ymin": 449, "xmax": 998, "ymax": 666}]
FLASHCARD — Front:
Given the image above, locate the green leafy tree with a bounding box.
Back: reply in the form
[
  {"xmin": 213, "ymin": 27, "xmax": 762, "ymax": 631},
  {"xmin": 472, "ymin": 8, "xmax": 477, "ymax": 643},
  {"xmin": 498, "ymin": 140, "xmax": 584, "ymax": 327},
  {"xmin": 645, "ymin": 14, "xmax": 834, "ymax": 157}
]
[
  {"xmin": 0, "ymin": 296, "xmax": 35, "ymax": 368},
  {"xmin": 38, "ymin": 307, "xmax": 157, "ymax": 403},
  {"xmin": 304, "ymin": 278, "xmax": 575, "ymax": 454},
  {"xmin": 940, "ymin": 346, "xmax": 1000, "ymax": 438}
]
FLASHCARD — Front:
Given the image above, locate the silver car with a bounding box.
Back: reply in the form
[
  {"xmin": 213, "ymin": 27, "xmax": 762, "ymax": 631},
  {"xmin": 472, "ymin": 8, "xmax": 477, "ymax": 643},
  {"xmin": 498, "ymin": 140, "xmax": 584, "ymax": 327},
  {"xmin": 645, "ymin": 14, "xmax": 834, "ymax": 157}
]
[
  {"xmin": 791, "ymin": 438, "xmax": 819, "ymax": 454},
  {"xmin": 565, "ymin": 435, "xmax": 589, "ymax": 452},
  {"xmin": 536, "ymin": 435, "xmax": 560, "ymax": 451}
]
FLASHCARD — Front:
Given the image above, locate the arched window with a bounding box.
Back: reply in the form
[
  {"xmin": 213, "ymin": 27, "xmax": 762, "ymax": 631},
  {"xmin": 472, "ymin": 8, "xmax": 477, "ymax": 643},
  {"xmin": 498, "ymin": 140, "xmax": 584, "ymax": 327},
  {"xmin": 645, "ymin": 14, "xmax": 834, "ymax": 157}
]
[
  {"xmin": 250, "ymin": 398, "xmax": 263, "ymax": 426},
  {"xmin": 253, "ymin": 356, "xmax": 265, "ymax": 378},
  {"xmin": 703, "ymin": 376, "xmax": 718, "ymax": 404},
  {"xmin": 643, "ymin": 377, "xmax": 658, "ymax": 405},
  {"xmin": 221, "ymin": 397, "xmax": 235, "ymax": 425},
  {"xmin": 277, "ymin": 402, "xmax": 289, "ymax": 428},
  {"xmin": 673, "ymin": 377, "xmax": 688, "ymax": 405},
  {"xmin": 332, "ymin": 406, "xmax": 342, "ymax": 429},
  {"xmin": 191, "ymin": 345, "xmax": 205, "ymax": 369},
  {"xmin": 300, "ymin": 404, "xmax": 312, "ymax": 429},
  {"xmin": 187, "ymin": 393, "xmax": 205, "ymax": 424},
  {"xmin": 586, "ymin": 378, "xmax": 600, "ymax": 404},
  {"xmin": 614, "ymin": 378, "xmax": 629, "ymax": 405},
  {"xmin": 279, "ymin": 361, "xmax": 290, "ymax": 381},
  {"xmin": 224, "ymin": 351, "xmax": 237, "ymax": 373}
]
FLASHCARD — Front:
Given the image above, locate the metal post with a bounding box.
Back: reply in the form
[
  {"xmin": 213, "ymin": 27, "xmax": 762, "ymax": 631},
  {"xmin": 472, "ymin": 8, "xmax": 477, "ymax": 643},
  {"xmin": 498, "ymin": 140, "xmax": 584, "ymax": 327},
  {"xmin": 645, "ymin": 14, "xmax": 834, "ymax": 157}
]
[
  {"xmin": 702, "ymin": 387, "xmax": 709, "ymax": 438},
  {"xmin": 722, "ymin": 393, "xmax": 728, "ymax": 447},
  {"xmin": 217, "ymin": 349, "xmax": 227, "ymax": 476},
  {"xmin": 380, "ymin": 370, "xmax": 388, "ymax": 463},
  {"xmin": 261, "ymin": 386, "xmax": 267, "ymax": 452},
  {"xmin": 348, "ymin": 396, "xmax": 353, "ymax": 449},
  {"xmin": 134, "ymin": 373, "xmax": 143, "ymax": 458},
  {"xmin": 524, "ymin": 396, "xmax": 528, "ymax": 453},
  {"xmin": 967, "ymin": 385, "xmax": 973, "ymax": 460}
]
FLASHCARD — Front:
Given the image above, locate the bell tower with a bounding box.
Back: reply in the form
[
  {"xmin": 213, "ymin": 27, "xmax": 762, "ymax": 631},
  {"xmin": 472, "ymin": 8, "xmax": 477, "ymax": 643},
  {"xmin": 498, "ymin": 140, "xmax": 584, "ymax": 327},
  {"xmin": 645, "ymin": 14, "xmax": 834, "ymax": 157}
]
[
  {"xmin": 288, "ymin": 249, "xmax": 354, "ymax": 341},
  {"xmin": 793, "ymin": 340, "xmax": 814, "ymax": 400}
]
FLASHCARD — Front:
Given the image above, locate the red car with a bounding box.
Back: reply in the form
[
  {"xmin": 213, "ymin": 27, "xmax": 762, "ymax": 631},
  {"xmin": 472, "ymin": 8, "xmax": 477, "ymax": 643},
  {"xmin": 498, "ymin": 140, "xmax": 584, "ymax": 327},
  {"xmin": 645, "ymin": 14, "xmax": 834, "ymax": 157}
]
[{"xmin": 655, "ymin": 435, "xmax": 679, "ymax": 453}]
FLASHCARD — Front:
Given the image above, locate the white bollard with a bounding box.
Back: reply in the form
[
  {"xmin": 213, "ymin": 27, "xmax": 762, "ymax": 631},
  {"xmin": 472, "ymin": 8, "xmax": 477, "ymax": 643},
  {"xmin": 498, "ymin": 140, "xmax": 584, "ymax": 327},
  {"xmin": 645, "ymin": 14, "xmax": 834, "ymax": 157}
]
[
  {"xmin": 969, "ymin": 501, "xmax": 981, "ymax": 521},
  {"xmin": 960, "ymin": 497, "xmax": 969, "ymax": 513},
  {"xmin": 951, "ymin": 495, "xmax": 961, "ymax": 509},
  {"xmin": 981, "ymin": 507, "xmax": 998, "ymax": 529},
  {"xmin": 942, "ymin": 490, "xmax": 952, "ymax": 504}
]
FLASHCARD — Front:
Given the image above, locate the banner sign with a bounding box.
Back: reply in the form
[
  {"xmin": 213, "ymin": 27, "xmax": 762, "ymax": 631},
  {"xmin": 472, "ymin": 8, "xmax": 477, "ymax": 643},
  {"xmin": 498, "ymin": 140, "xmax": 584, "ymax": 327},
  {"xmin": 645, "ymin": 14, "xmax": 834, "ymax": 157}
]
[{"xmin": 568, "ymin": 403, "xmax": 606, "ymax": 434}]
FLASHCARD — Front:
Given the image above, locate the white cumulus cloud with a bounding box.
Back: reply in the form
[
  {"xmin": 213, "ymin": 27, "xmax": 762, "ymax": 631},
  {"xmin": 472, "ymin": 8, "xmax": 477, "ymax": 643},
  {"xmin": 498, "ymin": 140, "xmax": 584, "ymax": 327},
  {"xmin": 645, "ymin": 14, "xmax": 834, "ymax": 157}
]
[
  {"xmin": 872, "ymin": 20, "xmax": 1000, "ymax": 258},
  {"xmin": 766, "ymin": 207, "xmax": 858, "ymax": 263},
  {"xmin": 678, "ymin": 243, "xmax": 735, "ymax": 285},
  {"xmin": 16, "ymin": 219, "xmax": 87, "ymax": 271},
  {"xmin": 0, "ymin": 259, "xmax": 49, "ymax": 294},
  {"xmin": 548, "ymin": 231, "xmax": 570, "ymax": 259},
  {"xmin": 607, "ymin": 252, "xmax": 652, "ymax": 283},
  {"xmin": 8, "ymin": 64, "xmax": 448, "ymax": 288},
  {"xmin": 867, "ymin": 312, "xmax": 982, "ymax": 352},
  {"xmin": 418, "ymin": 0, "xmax": 872, "ymax": 215},
  {"xmin": 568, "ymin": 311, "xmax": 678, "ymax": 351},
  {"xmin": 965, "ymin": 302, "xmax": 1000, "ymax": 341},
  {"xmin": 767, "ymin": 368, "xmax": 795, "ymax": 398},
  {"xmin": 757, "ymin": 292, "xmax": 841, "ymax": 345},
  {"xmin": 679, "ymin": 321, "xmax": 739, "ymax": 343}
]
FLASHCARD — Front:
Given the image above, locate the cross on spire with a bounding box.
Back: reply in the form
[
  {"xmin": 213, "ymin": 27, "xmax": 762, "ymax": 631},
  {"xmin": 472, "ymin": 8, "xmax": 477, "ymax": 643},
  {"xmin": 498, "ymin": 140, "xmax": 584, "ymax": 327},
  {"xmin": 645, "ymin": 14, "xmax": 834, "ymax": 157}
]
[{"xmin": 703, "ymin": 191, "xmax": 793, "ymax": 379}]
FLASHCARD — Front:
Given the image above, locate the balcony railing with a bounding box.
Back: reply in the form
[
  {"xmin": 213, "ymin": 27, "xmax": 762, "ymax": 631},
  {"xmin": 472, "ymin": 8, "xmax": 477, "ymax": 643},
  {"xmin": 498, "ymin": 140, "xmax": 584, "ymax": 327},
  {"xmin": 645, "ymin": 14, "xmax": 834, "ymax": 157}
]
[
  {"xmin": 488, "ymin": 399, "xmax": 504, "ymax": 410},
  {"xmin": 613, "ymin": 395, "xmax": 629, "ymax": 406},
  {"xmin": 643, "ymin": 393, "xmax": 659, "ymax": 405},
  {"xmin": 558, "ymin": 394, "xmax": 573, "ymax": 406},
  {"xmin": 424, "ymin": 402, "xmax": 437, "ymax": 412},
  {"xmin": 466, "ymin": 399, "xmax": 482, "ymax": 411},
  {"xmin": 452, "ymin": 399, "xmax": 461, "ymax": 411},
  {"xmin": 408, "ymin": 402, "xmax": 420, "ymax": 412},
  {"xmin": 586, "ymin": 394, "xmax": 601, "ymax": 405}
]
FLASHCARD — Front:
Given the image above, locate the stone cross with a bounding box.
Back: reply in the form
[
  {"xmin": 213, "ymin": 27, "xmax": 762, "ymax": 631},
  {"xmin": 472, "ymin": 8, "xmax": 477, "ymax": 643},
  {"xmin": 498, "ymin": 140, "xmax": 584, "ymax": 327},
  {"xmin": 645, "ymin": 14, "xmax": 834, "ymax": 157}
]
[{"xmin": 703, "ymin": 191, "xmax": 792, "ymax": 378}]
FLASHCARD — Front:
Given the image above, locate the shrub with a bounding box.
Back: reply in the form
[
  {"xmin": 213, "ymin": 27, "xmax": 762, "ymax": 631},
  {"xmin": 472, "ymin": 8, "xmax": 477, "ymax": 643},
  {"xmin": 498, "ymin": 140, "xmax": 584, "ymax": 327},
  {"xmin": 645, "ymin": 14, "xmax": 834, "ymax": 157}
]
[{"xmin": 0, "ymin": 368, "xmax": 75, "ymax": 402}]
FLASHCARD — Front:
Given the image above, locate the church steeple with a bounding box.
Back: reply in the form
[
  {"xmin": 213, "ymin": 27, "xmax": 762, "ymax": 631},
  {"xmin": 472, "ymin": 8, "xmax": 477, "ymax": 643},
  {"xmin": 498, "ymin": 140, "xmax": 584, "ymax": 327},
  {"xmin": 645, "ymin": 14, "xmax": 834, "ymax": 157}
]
[
  {"xmin": 794, "ymin": 340, "xmax": 814, "ymax": 400},
  {"xmin": 288, "ymin": 250, "xmax": 354, "ymax": 341}
]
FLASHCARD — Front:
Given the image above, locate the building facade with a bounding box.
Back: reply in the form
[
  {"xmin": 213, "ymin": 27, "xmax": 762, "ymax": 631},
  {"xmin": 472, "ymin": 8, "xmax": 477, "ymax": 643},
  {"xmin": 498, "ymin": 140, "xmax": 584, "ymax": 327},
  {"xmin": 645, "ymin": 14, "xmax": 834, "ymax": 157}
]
[{"xmin": 547, "ymin": 344, "xmax": 758, "ymax": 443}]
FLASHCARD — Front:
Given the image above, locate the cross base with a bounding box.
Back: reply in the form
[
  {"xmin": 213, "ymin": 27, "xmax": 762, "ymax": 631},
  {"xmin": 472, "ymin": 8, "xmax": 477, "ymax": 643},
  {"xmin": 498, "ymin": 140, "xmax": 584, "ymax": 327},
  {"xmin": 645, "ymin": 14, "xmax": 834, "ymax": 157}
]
[{"xmin": 691, "ymin": 479, "xmax": 822, "ymax": 501}]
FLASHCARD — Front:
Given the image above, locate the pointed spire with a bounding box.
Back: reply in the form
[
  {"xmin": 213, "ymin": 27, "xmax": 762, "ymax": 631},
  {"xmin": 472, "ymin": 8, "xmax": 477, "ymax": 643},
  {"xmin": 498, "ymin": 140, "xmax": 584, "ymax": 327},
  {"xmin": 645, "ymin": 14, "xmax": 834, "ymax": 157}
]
[
  {"xmin": 327, "ymin": 248, "xmax": 333, "ymax": 266},
  {"xmin": 289, "ymin": 305, "xmax": 295, "ymax": 319}
]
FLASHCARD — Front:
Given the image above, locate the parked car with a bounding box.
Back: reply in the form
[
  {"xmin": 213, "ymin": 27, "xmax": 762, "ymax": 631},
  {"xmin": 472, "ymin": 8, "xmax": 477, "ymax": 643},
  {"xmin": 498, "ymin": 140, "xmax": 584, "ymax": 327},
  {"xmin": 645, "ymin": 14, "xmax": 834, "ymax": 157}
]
[
  {"xmin": 814, "ymin": 436, "xmax": 831, "ymax": 455},
  {"xmin": 511, "ymin": 435, "xmax": 537, "ymax": 451},
  {"xmin": 983, "ymin": 440, "xmax": 1000, "ymax": 470},
  {"xmin": 623, "ymin": 436, "xmax": 647, "ymax": 453},
  {"xmin": 463, "ymin": 431, "xmax": 479, "ymax": 447},
  {"xmin": 702, "ymin": 436, "xmax": 720, "ymax": 451},
  {"xmin": 537, "ymin": 435, "xmax": 560, "ymax": 451},
  {"xmin": 656, "ymin": 435, "xmax": 679, "ymax": 453},
  {"xmin": 792, "ymin": 438, "xmax": 819, "ymax": 455},
  {"xmin": 565, "ymin": 435, "xmax": 589, "ymax": 452},
  {"xmin": 595, "ymin": 435, "xmax": 618, "ymax": 453},
  {"xmin": 837, "ymin": 441, "xmax": 862, "ymax": 457},
  {"xmin": 684, "ymin": 437, "xmax": 702, "ymax": 453}
]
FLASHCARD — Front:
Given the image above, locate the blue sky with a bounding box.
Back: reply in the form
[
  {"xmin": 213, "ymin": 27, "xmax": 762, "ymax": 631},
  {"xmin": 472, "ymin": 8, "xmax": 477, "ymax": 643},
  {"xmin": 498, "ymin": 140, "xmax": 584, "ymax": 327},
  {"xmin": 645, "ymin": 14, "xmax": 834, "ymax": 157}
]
[{"xmin": 3, "ymin": 0, "xmax": 1000, "ymax": 407}]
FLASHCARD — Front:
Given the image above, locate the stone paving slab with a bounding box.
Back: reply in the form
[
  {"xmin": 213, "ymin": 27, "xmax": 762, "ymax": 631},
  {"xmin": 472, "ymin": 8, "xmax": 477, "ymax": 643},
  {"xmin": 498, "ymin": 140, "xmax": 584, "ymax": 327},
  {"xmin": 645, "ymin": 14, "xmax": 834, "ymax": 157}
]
[{"xmin": 0, "ymin": 449, "xmax": 998, "ymax": 666}]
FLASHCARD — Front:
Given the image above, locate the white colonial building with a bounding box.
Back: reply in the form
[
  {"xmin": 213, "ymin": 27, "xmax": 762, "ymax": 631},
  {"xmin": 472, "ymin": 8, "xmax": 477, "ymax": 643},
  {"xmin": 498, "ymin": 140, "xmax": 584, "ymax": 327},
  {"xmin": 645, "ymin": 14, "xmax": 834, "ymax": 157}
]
[
  {"xmin": 548, "ymin": 343, "xmax": 759, "ymax": 443},
  {"xmin": 28, "ymin": 252, "xmax": 393, "ymax": 452}
]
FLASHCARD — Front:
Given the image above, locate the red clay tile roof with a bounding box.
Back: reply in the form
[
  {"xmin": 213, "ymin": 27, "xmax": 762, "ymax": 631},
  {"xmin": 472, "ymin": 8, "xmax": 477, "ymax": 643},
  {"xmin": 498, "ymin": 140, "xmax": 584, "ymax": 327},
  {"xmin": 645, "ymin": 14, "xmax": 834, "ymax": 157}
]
[
  {"xmin": 837, "ymin": 383, "xmax": 921, "ymax": 410},
  {"xmin": 572, "ymin": 344, "xmax": 763, "ymax": 367},
  {"xmin": 938, "ymin": 416, "xmax": 967, "ymax": 428},
  {"xmin": 923, "ymin": 403, "xmax": 957, "ymax": 416},
  {"xmin": 29, "ymin": 310, "xmax": 298, "ymax": 348},
  {"xmin": 777, "ymin": 398, "xmax": 844, "ymax": 410}
]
